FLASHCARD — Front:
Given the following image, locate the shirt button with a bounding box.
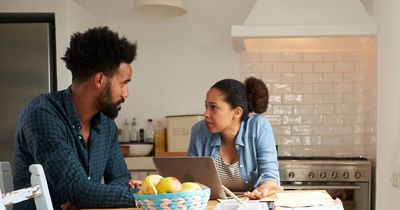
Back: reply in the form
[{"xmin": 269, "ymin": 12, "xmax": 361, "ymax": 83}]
[
  {"xmin": 88, "ymin": 176, "xmax": 91, "ymax": 180},
  {"xmin": 236, "ymin": 145, "xmax": 239, "ymax": 149},
  {"xmin": 78, "ymin": 136, "xmax": 82, "ymax": 140},
  {"xmin": 245, "ymin": 181, "xmax": 248, "ymax": 184},
  {"xmin": 72, "ymin": 125, "xmax": 75, "ymax": 128},
  {"xmin": 240, "ymin": 165, "xmax": 243, "ymax": 168}
]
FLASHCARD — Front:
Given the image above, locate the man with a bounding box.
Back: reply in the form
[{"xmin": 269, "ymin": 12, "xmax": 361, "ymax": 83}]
[{"xmin": 14, "ymin": 26, "xmax": 138, "ymax": 210}]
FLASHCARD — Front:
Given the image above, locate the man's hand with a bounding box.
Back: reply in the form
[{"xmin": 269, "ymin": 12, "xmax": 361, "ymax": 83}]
[
  {"xmin": 243, "ymin": 181, "xmax": 284, "ymax": 199},
  {"xmin": 128, "ymin": 179, "xmax": 142, "ymax": 189},
  {"xmin": 61, "ymin": 202, "xmax": 78, "ymax": 210}
]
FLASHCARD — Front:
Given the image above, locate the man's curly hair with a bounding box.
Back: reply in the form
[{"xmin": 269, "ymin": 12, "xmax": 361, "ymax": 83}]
[{"xmin": 62, "ymin": 26, "xmax": 137, "ymax": 82}]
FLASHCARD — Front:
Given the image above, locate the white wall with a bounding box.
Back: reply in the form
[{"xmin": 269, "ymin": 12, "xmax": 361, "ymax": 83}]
[
  {"xmin": 1, "ymin": 0, "xmax": 256, "ymax": 129},
  {"xmin": 374, "ymin": 0, "xmax": 400, "ymax": 209},
  {"xmin": 75, "ymin": 0, "xmax": 256, "ymax": 128}
]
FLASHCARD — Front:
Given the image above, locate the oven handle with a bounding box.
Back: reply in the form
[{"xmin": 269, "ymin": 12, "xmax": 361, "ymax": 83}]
[{"xmin": 281, "ymin": 185, "xmax": 361, "ymax": 190}]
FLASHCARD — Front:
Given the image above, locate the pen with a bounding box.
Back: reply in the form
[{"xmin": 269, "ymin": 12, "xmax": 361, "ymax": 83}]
[{"xmin": 221, "ymin": 185, "xmax": 249, "ymax": 205}]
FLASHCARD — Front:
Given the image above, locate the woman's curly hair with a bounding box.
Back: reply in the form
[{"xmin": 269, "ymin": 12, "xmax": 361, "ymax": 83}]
[
  {"xmin": 245, "ymin": 77, "xmax": 269, "ymax": 114},
  {"xmin": 62, "ymin": 26, "xmax": 137, "ymax": 82}
]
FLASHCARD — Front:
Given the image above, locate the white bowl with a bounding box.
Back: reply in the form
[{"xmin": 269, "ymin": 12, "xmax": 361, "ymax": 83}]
[{"xmin": 128, "ymin": 143, "xmax": 154, "ymax": 156}]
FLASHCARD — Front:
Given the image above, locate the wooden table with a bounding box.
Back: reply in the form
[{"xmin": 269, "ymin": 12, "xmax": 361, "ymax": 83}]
[
  {"xmin": 84, "ymin": 200, "xmax": 219, "ymax": 210},
  {"xmin": 84, "ymin": 190, "xmax": 333, "ymax": 210}
]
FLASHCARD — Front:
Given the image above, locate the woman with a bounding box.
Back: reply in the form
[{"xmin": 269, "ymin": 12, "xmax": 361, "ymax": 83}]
[{"xmin": 188, "ymin": 77, "xmax": 283, "ymax": 199}]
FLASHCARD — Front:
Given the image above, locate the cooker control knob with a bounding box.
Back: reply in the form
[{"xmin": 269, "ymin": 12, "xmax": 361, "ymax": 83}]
[
  {"xmin": 320, "ymin": 172, "xmax": 326, "ymax": 179},
  {"xmin": 332, "ymin": 172, "xmax": 338, "ymax": 178},
  {"xmin": 355, "ymin": 171, "xmax": 362, "ymax": 179},
  {"xmin": 308, "ymin": 172, "xmax": 315, "ymax": 178},
  {"xmin": 343, "ymin": 172, "xmax": 350, "ymax": 179},
  {"xmin": 288, "ymin": 172, "xmax": 295, "ymax": 178}
]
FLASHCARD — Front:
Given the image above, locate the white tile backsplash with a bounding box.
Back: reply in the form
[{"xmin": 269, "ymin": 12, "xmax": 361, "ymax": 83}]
[
  {"xmin": 253, "ymin": 63, "xmax": 273, "ymax": 72},
  {"xmin": 292, "ymin": 125, "xmax": 312, "ymax": 135},
  {"xmin": 303, "ymin": 52, "xmax": 323, "ymax": 62},
  {"xmin": 283, "ymin": 94, "xmax": 303, "ymax": 104},
  {"xmin": 293, "ymin": 105, "xmax": 314, "ymax": 115},
  {"xmin": 313, "ymin": 84, "xmax": 333, "ymax": 93},
  {"xmin": 282, "ymin": 73, "xmax": 302, "ymax": 83},
  {"xmin": 262, "ymin": 52, "xmax": 282, "ymax": 62},
  {"xmin": 272, "ymin": 83, "xmax": 292, "ymax": 94},
  {"xmin": 282, "ymin": 52, "xmax": 302, "ymax": 62},
  {"xmin": 323, "ymin": 52, "xmax": 343, "ymax": 61},
  {"xmin": 314, "ymin": 62, "xmax": 334, "ymax": 72},
  {"xmin": 273, "ymin": 63, "xmax": 293, "ymax": 72},
  {"xmin": 293, "ymin": 63, "xmax": 313, "ymax": 72},
  {"xmin": 334, "ymin": 83, "xmax": 353, "ymax": 93},
  {"xmin": 282, "ymin": 115, "xmax": 302, "ymax": 125},
  {"xmin": 262, "ymin": 73, "xmax": 282, "ymax": 83},
  {"xmin": 303, "ymin": 73, "xmax": 323, "ymax": 83},
  {"xmin": 293, "ymin": 84, "xmax": 313, "ymax": 93},
  {"xmin": 323, "ymin": 73, "xmax": 343, "ymax": 82},
  {"xmin": 240, "ymin": 48, "xmax": 376, "ymax": 158},
  {"xmin": 241, "ymin": 52, "xmax": 261, "ymax": 63},
  {"xmin": 334, "ymin": 62, "xmax": 354, "ymax": 72}
]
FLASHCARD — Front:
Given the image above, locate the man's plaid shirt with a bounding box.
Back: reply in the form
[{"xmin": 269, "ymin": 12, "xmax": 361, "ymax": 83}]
[{"xmin": 14, "ymin": 87, "xmax": 136, "ymax": 210}]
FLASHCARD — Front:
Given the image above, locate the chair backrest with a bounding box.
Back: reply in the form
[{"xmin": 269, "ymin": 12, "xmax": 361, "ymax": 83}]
[
  {"xmin": 0, "ymin": 162, "xmax": 13, "ymax": 196},
  {"xmin": 0, "ymin": 164, "xmax": 53, "ymax": 210}
]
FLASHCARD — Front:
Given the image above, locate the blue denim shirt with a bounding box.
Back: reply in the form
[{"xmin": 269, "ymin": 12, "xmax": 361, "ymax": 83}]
[{"xmin": 188, "ymin": 115, "xmax": 280, "ymax": 190}]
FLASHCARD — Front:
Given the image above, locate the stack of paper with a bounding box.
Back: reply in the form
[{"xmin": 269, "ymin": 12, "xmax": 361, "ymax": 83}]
[
  {"xmin": 213, "ymin": 201, "xmax": 268, "ymax": 210},
  {"xmin": 215, "ymin": 191, "xmax": 344, "ymax": 210},
  {"xmin": 273, "ymin": 191, "xmax": 334, "ymax": 207}
]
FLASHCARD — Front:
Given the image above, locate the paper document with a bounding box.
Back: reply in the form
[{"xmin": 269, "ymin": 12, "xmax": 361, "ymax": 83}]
[
  {"xmin": 277, "ymin": 198, "xmax": 344, "ymax": 210},
  {"xmin": 214, "ymin": 202, "xmax": 269, "ymax": 210},
  {"xmin": 273, "ymin": 191, "xmax": 334, "ymax": 207}
]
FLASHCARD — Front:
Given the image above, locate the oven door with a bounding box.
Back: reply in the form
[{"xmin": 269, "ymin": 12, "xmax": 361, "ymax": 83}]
[{"xmin": 281, "ymin": 182, "xmax": 370, "ymax": 210}]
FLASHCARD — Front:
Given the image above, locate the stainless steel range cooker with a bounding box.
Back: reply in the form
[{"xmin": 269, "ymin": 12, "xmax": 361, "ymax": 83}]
[{"xmin": 278, "ymin": 156, "xmax": 371, "ymax": 210}]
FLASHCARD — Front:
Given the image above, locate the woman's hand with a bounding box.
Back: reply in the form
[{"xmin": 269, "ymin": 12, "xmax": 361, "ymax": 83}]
[
  {"xmin": 243, "ymin": 181, "xmax": 284, "ymax": 199},
  {"xmin": 128, "ymin": 179, "xmax": 142, "ymax": 189}
]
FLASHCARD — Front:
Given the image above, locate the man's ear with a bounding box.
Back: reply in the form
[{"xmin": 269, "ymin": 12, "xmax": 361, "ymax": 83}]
[{"xmin": 94, "ymin": 72, "xmax": 106, "ymax": 88}]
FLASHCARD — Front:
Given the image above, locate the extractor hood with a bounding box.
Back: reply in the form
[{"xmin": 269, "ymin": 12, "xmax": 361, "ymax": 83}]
[{"xmin": 231, "ymin": 0, "xmax": 377, "ymax": 51}]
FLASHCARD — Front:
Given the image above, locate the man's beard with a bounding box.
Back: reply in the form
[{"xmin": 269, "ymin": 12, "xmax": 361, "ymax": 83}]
[{"xmin": 99, "ymin": 82, "xmax": 124, "ymax": 119}]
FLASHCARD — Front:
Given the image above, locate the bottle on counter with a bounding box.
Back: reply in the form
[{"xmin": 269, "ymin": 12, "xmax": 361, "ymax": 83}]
[
  {"xmin": 139, "ymin": 128, "xmax": 145, "ymax": 143},
  {"xmin": 145, "ymin": 119, "xmax": 154, "ymax": 144},
  {"xmin": 154, "ymin": 120, "xmax": 166, "ymax": 155},
  {"xmin": 121, "ymin": 118, "xmax": 130, "ymax": 143},
  {"xmin": 130, "ymin": 117, "xmax": 138, "ymax": 142}
]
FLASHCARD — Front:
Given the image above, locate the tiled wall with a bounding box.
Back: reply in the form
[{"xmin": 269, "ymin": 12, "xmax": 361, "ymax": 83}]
[{"xmin": 240, "ymin": 43, "xmax": 377, "ymax": 157}]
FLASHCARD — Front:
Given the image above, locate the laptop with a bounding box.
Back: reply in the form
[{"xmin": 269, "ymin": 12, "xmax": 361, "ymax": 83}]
[{"xmin": 152, "ymin": 156, "xmax": 227, "ymax": 199}]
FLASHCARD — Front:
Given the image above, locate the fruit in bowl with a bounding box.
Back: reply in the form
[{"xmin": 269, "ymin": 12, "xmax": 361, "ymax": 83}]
[
  {"xmin": 156, "ymin": 177, "xmax": 182, "ymax": 193},
  {"xmin": 138, "ymin": 175, "xmax": 163, "ymax": 195},
  {"xmin": 181, "ymin": 182, "xmax": 202, "ymax": 192},
  {"xmin": 137, "ymin": 175, "xmax": 205, "ymax": 195},
  {"xmin": 134, "ymin": 175, "xmax": 210, "ymax": 210}
]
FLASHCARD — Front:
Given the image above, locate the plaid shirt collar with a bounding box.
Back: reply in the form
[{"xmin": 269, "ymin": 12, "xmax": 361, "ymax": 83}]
[{"xmin": 63, "ymin": 86, "xmax": 102, "ymax": 132}]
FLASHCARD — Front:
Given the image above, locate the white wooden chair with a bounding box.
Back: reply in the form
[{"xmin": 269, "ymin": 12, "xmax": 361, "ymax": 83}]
[
  {"xmin": 0, "ymin": 162, "xmax": 13, "ymax": 210},
  {"xmin": 0, "ymin": 164, "xmax": 53, "ymax": 210}
]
